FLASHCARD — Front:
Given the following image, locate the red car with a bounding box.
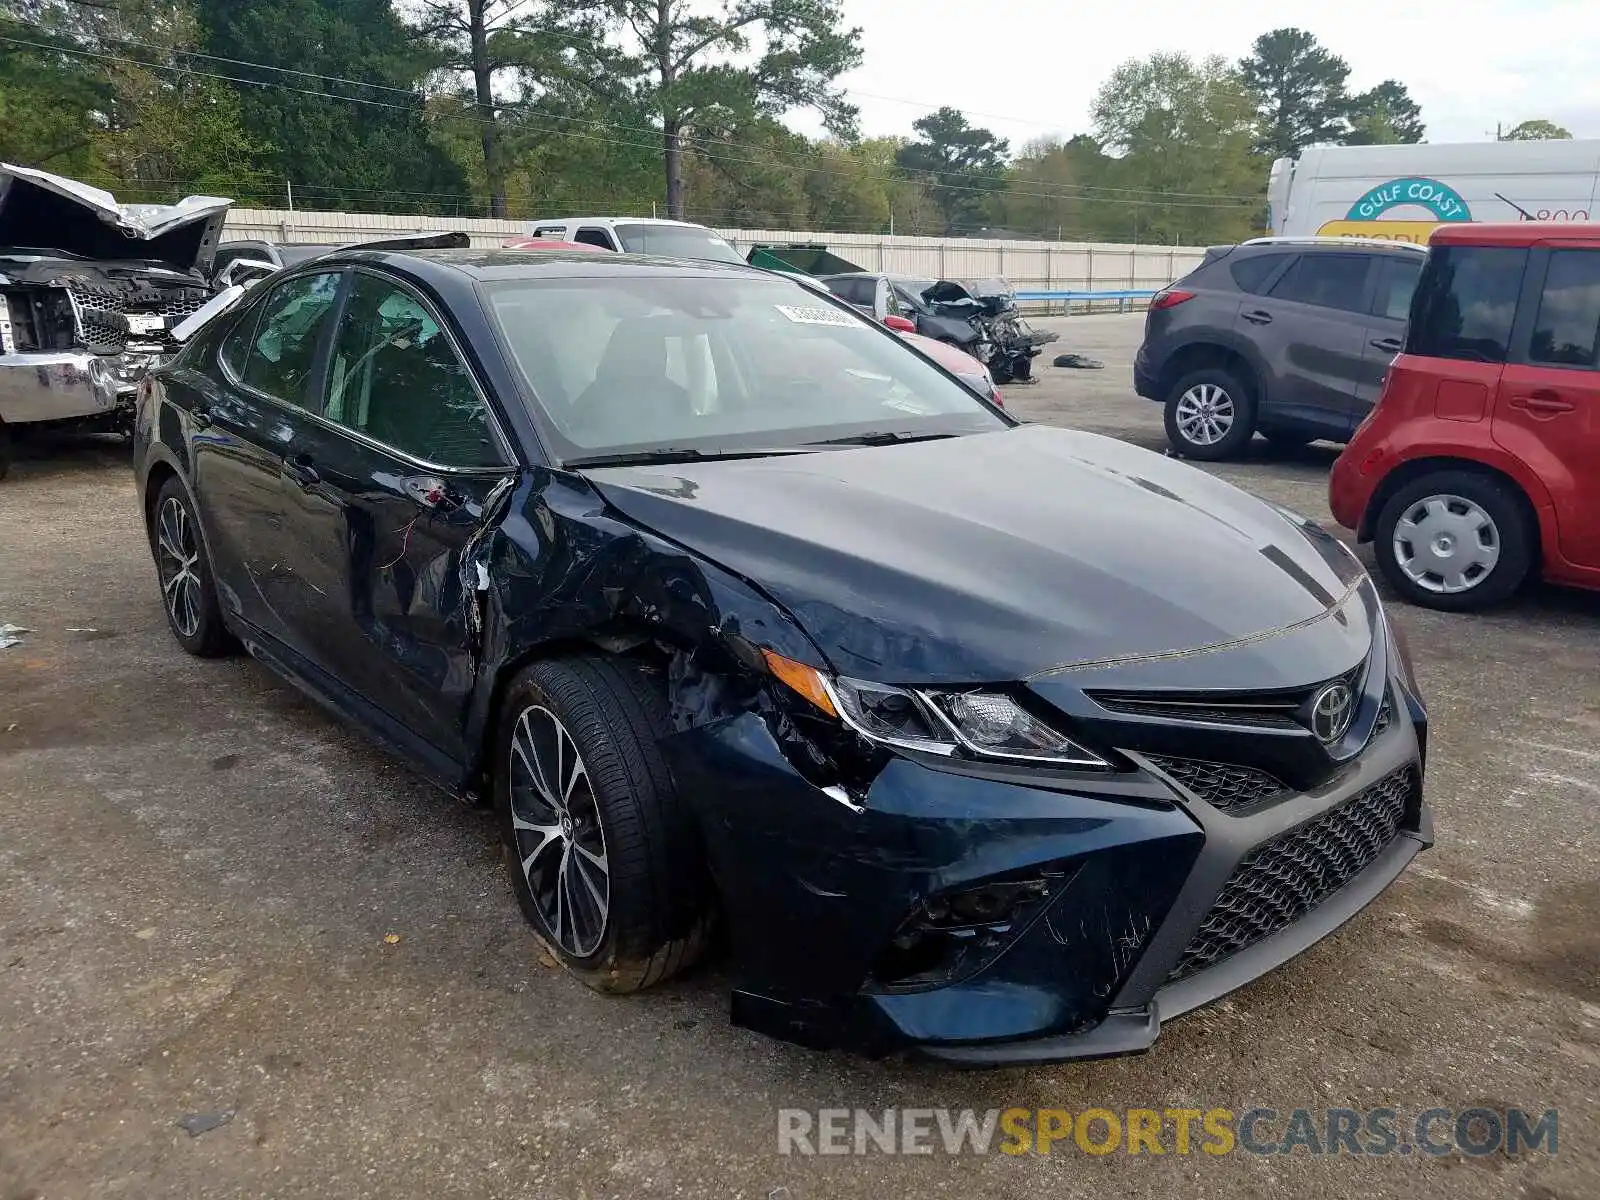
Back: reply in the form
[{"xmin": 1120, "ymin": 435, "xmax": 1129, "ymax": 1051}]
[{"xmin": 1330, "ymin": 222, "xmax": 1600, "ymax": 611}]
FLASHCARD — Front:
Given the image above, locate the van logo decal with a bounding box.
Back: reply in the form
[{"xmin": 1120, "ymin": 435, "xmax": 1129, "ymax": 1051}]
[{"xmin": 1346, "ymin": 177, "xmax": 1472, "ymax": 223}]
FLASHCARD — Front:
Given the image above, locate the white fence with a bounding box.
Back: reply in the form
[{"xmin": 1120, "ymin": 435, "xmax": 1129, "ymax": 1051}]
[{"xmin": 223, "ymin": 208, "xmax": 1207, "ymax": 304}]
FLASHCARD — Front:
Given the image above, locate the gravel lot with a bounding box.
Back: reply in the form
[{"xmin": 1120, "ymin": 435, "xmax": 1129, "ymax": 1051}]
[{"xmin": 2, "ymin": 313, "xmax": 1596, "ymax": 1200}]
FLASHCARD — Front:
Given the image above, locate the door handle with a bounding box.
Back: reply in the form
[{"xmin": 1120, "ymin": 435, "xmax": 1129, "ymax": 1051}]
[
  {"xmin": 1242, "ymin": 310, "xmax": 1273, "ymax": 325},
  {"xmin": 1509, "ymin": 391, "xmax": 1576, "ymax": 416},
  {"xmin": 283, "ymin": 453, "xmax": 321, "ymax": 489},
  {"xmin": 191, "ymin": 404, "xmax": 213, "ymax": 429},
  {"xmin": 1369, "ymin": 337, "xmax": 1403, "ymax": 353}
]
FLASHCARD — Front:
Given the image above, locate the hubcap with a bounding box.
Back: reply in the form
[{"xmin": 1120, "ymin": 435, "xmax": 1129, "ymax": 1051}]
[
  {"xmin": 1393, "ymin": 494, "xmax": 1501, "ymax": 594},
  {"xmin": 1175, "ymin": 384, "xmax": 1235, "ymax": 446},
  {"xmin": 508, "ymin": 705, "xmax": 610, "ymax": 958},
  {"xmin": 155, "ymin": 496, "xmax": 203, "ymax": 638}
]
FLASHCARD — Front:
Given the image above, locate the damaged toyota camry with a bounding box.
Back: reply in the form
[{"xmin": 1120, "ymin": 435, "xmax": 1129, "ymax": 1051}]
[{"xmin": 133, "ymin": 248, "xmax": 1432, "ymax": 1064}]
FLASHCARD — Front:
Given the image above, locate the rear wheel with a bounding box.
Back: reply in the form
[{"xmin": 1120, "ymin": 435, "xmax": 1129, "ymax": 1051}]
[
  {"xmin": 496, "ymin": 656, "xmax": 712, "ymax": 993},
  {"xmin": 151, "ymin": 477, "xmax": 232, "ymax": 656},
  {"xmin": 1372, "ymin": 470, "xmax": 1535, "ymax": 610},
  {"xmin": 1164, "ymin": 367, "xmax": 1257, "ymax": 460}
]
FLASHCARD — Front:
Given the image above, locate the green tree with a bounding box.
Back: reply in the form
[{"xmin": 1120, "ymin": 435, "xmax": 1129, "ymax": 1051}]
[
  {"xmin": 893, "ymin": 107, "xmax": 1009, "ymax": 234},
  {"xmin": 1501, "ymin": 119, "xmax": 1572, "ymax": 141},
  {"xmin": 1091, "ymin": 52, "xmax": 1261, "ymax": 244},
  {"xmin": 1239, "ymin": 27, "xmax": 1349, "ymax": 159},
  {"xmin": 999, "ymin": 135, "xmax": 1101, "ymax": 239},
  {"xmin": 410, "ymin": 1, "xmax": 626, "ymax": 218},
  {"xmin": 607, "ymin": 0, "xmax": 862, "ymax": 218},
  {"xmin": 194, "ymin": 0, "xmax": 466, "ymax": 211},
  {"xmin": 1344, "ymin": 79, "xmax": 1424, "ymax": 145}
]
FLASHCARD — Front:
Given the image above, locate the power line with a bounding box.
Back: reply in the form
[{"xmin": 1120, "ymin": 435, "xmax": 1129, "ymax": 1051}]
[{"xmin": 0, "ymin": 31, "xmax": 1261, "ymax": 211}]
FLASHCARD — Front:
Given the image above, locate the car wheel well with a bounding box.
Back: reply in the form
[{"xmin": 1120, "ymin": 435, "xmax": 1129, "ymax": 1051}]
[
  {"xmin": 142, "ymin": 460, "xmax": 180, "ymax": 538},
  {"xmin": 473, "ymin": 630, "xmax": 675, "ymax": 805},
  {"xmin": 1158, "ymin": 344, "xmax": 1258, "ymax": 402},
  {"xmin": 1358, "ymin": 457, "xmax": 1540, "ymax": 552}
]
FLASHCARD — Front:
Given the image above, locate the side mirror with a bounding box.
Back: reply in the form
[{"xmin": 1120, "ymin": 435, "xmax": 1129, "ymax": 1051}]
[
  {"xmin": 883, "ymin": 315, "xmax": 916, "ymax": 334},
  {"xmin": 170, "ymin": 285, "xmax": 246, "ymax": 343}
]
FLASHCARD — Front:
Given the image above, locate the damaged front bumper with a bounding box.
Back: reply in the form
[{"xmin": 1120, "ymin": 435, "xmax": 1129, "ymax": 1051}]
[
  {"xmin": 0, "ymin": 350, "xmax": 151, "ymax": 427},
  {"xmin": 664, "ymin": 695, "xmax": 1430, "ymax": 1065}
]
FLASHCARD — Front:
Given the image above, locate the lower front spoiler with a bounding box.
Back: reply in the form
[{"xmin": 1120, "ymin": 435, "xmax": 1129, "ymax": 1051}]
[{"xmin": 916, "ymin": 815, "xmax": 1432, "ymax": 1066}]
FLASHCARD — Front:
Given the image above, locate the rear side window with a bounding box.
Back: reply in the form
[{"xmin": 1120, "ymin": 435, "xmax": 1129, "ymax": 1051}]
[
  {"xmin": 1407, "ymin": 246, "xmax": 1528, "ymax": 363},
  {"xmin": 1229, "ymin": 253, "xmax": 1290, "ymax": 294},
  {"xmin": 574, "ymin": 227, "xmax": 616, "ymax": 251},
  {"xmin": 1268, "ymin": 254, "xmax": 1372, "ymax": 312},
  {"xmin": 1529, "ymin": 249, "xmax": 1600, "ymax": 368},
  {"xmin": 1371, "ymin": 257, "xmax": 1423, "ymax": 321}
]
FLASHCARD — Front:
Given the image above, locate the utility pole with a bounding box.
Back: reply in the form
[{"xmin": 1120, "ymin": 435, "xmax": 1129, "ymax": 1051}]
[{"xmin": 285, "ymin": 179, "xmax": 294, "ymax": 211}]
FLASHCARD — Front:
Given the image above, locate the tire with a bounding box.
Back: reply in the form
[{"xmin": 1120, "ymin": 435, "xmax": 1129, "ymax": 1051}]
[
  {"xmin": 151, "ymin": 476, "xmax": 233, "ymax": 656},
  {"xmin": 1372, "ymin": 470, "xmax": 1535, "ymax": 611},
  {"xmin": 495, "ymin": 656, "xmax": 712, "ymax": 994},
  {"xmin": 1163, "ymin": 367, "xmax": 1257, "ymax": 460}
]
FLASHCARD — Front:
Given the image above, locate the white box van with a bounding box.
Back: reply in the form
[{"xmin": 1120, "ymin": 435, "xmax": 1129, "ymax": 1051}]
[{"xmin": 1269, "ymin": 140, "xmax": 1600, "ymax": 243}]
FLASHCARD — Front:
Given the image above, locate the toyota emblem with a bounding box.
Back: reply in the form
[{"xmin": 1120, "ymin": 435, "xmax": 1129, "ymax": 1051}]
[{"xmin": 1311, "ymin": 682, "xmax": 1355, "ymax": 744}]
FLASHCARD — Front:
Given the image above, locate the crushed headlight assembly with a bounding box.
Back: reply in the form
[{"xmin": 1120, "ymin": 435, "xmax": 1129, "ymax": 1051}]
[{"xmin": 762, "ymin": 650, "xmax": 1109, "ymax": 768}]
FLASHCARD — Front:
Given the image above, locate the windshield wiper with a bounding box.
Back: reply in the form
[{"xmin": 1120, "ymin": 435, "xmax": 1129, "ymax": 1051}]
[
  {"xmin": 562, "ymin": 446, "xmax": 821, "ymax": 469},
  {"xmin": 803, "ymin": 430, "xmax": 963, "ymax": 447}
]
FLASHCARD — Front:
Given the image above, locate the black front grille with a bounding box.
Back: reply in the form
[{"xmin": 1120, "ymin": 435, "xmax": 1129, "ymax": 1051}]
[
  {"xmin": 1089, "ymin": 694, "xmax": 1301, "ymax": 729},
  {"xmin": 1146, "ymin": 755, "xmax": 1287, "ymax": 813},
  {"xmin": 1168, "ymin": 766, "xmax": 1416, "ymax": 981}
]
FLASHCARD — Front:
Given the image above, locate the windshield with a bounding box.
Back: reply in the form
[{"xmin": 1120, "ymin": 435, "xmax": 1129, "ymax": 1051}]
[
  {"xmin": 484, "ymin": 274, "xmax": 1008, "ymax": 462},
  {"xmin": 613, "ymin": 223, "xmax": 746, "ymax": 264}
]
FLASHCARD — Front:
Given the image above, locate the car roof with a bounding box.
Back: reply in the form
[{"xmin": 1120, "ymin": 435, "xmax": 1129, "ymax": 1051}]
[
  {"xmin": 327, "ymin": 246, "xmax": 775, "ymax": 283},
  {"xmin": 530, "ymin": 217, "xmax": 714, "ymax": 230},
  {"xmin": 1429, "ymin": 221, "xmax": 1600, "ymax": 247},
  {"xmin": 1239, "ymin": 236, "xmax": 1426, "ymax": 255}
]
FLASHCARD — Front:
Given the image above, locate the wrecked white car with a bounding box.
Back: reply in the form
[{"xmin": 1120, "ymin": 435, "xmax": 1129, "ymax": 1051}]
[{"xmin": 0, "ymin": 164, "xmax": 230, "ymax": 467}]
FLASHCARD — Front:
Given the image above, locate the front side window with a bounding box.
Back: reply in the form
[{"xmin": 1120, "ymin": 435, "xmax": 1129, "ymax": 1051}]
[
  {"xmin": 1530, "ymin": 249, "xmax": 1600, "ymax": 368},
  {"xmin": 485, "ymin": 274, "xmax": 1007, "ymax": 460},
  {"xmin": 323, "ymin": 274, "xmax": 506, "ymax": 468},
  {"xmin": 1371, "ymin": 257, "xmax": 1423, "ymax": 321},
  {"xmin": 1268, "ymin": 254, "xmax": 1372, "ymax": 312},
  {"xmin": 574, "ymin": 227, "xmax": 617, "ymax": 251},
  {"xmin": 240, "ymin": 271, "xmax": 343, "ymax": 405},
  {"xmin": 1407, "ymin": 246, "xmax": 1528, "ymax": 363}
]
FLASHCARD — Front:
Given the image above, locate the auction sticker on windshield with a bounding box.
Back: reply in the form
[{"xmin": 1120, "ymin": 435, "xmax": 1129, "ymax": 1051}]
[{"xmin": 775, "ymin": 305, "xmax": 859, "ymax": 327}]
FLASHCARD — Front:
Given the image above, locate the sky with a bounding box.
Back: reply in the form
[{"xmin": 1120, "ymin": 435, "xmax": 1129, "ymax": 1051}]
[{"xmin": 797, "ymin": 0, "xmax": 1600, "ymax": 151}]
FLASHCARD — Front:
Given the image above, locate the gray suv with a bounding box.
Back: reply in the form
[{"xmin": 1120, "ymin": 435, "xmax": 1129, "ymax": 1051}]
[{"xmin": 1133, "ymin": 237, "xmax": 1426, "ymax": 459}]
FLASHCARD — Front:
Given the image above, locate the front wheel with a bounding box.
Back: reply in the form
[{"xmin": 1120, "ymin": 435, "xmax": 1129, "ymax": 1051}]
[
  {"xmin": 1163, "ymin": 368, "xmax": 1257, "ymax": 460},
  {"xmin": 496, "ymin": 656, "xmax": 712, "ymax": 993},
  {"xmin": 1372, "ymin": 471, "xmax": 1535, "ymax": 611}
]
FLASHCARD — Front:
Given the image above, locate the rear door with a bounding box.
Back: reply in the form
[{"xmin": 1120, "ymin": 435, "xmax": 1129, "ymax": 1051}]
[
  {"xmin": 1495, "ymin": 245, "xmax": 1600, "ymax": 570},
  {"xmin": 1250, "ymin": 251, "xmax": 1378, "ymax": 434},
  {"xmin": 277, "ymin": 268, "xmax": 518, "ymax": 756},
  {"xmin": 192, "ymin": 270, "xmax": 344, "ymax": 644},
  {"xmin": 1357, "ymin": 254, "xmax": 1424, "ymax": 427}
]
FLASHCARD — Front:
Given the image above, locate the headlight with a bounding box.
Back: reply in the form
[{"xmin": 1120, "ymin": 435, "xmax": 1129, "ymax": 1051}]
[{"xmin": 763, "ymin": 651, "xmax": 1109, "ymax": 768}]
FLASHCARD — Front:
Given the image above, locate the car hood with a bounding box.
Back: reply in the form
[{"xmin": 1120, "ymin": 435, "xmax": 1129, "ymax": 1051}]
[
  {"xmin": 0, "ymin": 163, "xmax": 231, "ymax": 273},
  {"xmin": 584, "ymin": 425, "xmax": 1366, "ymax": 684}
]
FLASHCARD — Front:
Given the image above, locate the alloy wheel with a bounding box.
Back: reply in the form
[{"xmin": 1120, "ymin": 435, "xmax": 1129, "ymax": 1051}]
[
  {"xmin": 1174, "ymin": 383, "xmax": 1235, "ymax": 446},
  {"xmin": 155, "ymin": 496, "xmax": 203, "ymax": 638},
  {"xmin": 508, "ymin": 705, "xmax": 610, "ymax": 958},
  {"xmin": 1392, "ymin": 494, "xmax": 1501, "ymax": 594}
]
